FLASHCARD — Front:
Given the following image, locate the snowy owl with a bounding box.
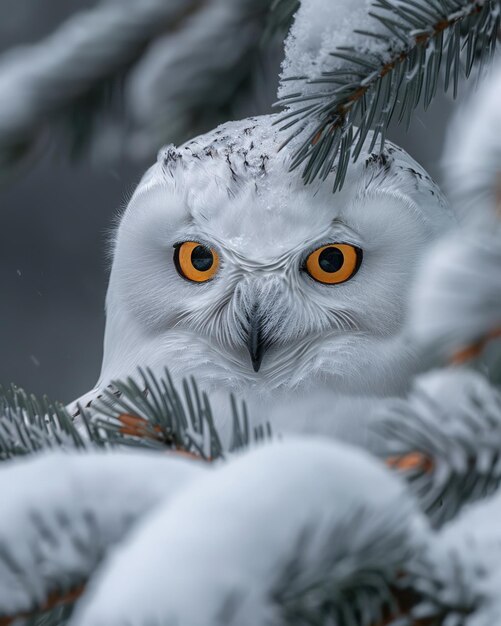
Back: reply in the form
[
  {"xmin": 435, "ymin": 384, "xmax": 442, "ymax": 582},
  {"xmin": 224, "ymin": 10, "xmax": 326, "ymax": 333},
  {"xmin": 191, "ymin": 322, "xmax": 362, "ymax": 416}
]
[{"xmin": 74, "ymin": 115, "xmax": 453, "ymax": 425}]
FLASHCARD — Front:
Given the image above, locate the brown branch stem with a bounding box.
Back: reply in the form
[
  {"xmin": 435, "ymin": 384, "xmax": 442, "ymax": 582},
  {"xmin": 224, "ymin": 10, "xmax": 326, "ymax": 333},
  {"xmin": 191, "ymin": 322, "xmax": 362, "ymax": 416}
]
[
  {"xmin": 312, "ymin": 0, "xmax": 488, "ymax": 145},
  {"xmin": 0, "ymin": 585, "xmax": 85, "ymax": 626}
]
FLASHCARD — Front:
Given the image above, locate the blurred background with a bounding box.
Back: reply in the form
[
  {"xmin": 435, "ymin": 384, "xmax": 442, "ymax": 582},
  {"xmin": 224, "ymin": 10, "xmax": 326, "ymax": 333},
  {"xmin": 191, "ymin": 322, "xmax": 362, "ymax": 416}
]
[{"xmin": 0, "ymin": 0, "xmax": 463, "ymax": 402}]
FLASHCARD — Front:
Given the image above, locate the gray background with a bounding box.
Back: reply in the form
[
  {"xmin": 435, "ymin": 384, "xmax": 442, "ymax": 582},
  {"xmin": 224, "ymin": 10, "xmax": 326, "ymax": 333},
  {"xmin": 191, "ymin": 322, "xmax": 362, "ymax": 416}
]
[{"xmin": 0, "ymin": 1, "xmax": 458, "ymax": 403}]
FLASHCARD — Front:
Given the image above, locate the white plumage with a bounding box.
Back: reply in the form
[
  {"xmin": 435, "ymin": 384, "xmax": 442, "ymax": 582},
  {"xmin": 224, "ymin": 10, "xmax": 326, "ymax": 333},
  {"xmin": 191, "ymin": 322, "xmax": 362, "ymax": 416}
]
[{"xmin": 71, "ymin": 114, "xmax": 455, "ymax": 436}]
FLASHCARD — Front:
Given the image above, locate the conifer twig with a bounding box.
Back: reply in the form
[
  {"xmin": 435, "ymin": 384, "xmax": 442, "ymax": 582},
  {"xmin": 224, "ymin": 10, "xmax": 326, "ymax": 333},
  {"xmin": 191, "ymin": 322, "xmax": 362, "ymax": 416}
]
[
  {"xmin": 379, "ymin": 370, "xmax": 501, "ymax": 526},
  {"xmin": 0, "ymin": 0, "xmax": 207, "ymax": 169},
  {"xmin": 278, "ymin": 0, "xmax": 500, "ymax": 190},
  {"xmin": 0, "ymin": 587, "xmax": 83, "ymax": 626}
]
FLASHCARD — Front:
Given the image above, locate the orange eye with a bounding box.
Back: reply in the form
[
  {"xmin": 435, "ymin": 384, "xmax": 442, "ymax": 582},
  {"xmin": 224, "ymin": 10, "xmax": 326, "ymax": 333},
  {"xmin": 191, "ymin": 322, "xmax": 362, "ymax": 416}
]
[
  {"xmin": 305, "ymin": 244, "xmax": 362, "ymax": 285},
  {"xmin": 174, "ymin": 241, "xmax": 219, "ymax": 283}
]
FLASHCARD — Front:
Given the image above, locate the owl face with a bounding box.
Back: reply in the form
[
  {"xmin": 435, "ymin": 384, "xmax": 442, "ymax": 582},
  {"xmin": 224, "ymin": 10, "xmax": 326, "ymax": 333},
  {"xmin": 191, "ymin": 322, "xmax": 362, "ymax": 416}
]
[{"xmin": 101, "ymin": 116, "xmax": 453, "ymax": 397}]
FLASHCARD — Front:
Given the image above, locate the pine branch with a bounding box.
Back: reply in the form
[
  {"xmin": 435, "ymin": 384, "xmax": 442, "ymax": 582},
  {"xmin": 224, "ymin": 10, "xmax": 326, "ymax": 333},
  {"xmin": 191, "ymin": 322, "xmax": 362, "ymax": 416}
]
[
  {"xmin": 126, "ymin": 0, "xmax": 281, "ymax": 157},
  {"xmin": 93, "ymin": 367, "xmax": 271, "ymax": 460},
  {"xmin": 0, "ymin": 367, "xmax": 270, "ymax": 626},
  {"xmin": 0, "ymin": 369, "xmax": 269, "ymax": 462},
  {"xmin": 271, "ymin": 506, "xmax": 414, "ymax": 626},
  {"xmin": 278, "ymin": 0, "xmax": 500, "ymax": 191},
  {"xmin": 0, "ymin": 589, "xmax": 79, "ymax": 626},
  {"xmin": 379, "ymin": 369, "xmax": 501, "ymax": 527},
  {"xmin": 69, "ymin": 438, "xmax": 428, "ymax": 626},
  {"xmin": 0, "ymin": 385, "xmax": 104, "ymax": 460},
  {"xmin": 0, "ymin": 0, "xmax": 285, "ymax": 172},
  {"xmin": 0, "ymin": 0, "xmax": 207, "ymax": 173},
  {"xmin": 0, "ymin": 451, "xmax": 204, "ymax": 625},
  {"xmin": 409, "ymin": 220, "xmax": 501, "ymax": 363}
]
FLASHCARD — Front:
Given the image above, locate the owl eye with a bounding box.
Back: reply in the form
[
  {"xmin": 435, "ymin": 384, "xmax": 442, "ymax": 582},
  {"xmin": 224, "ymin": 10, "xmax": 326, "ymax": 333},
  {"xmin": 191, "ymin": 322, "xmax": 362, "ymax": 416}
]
[
  {"xmin": 174, "ymin": 241, "xmax": 219, "ymax": 283},
  {"xmin": 305, "ymin": 244, "xmax": 362, "ymax": 285}
]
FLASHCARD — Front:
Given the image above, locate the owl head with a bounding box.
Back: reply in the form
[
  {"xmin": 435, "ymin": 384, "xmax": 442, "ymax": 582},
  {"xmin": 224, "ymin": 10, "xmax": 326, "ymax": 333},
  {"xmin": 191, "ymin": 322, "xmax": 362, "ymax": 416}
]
[{"xmin": 99, "ymin": 115, "xmax": 453, "ymax": 398}]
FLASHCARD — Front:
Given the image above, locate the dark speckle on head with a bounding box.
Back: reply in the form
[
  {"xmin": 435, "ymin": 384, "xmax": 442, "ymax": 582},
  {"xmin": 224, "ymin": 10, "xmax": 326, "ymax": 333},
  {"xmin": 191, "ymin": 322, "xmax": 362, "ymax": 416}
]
[
  {"xmin": 365, "ymin": 152, "xmax": 391, "ymax": 170},
  {"xmin": 364, "ymin": 151, "xmax": 394, "ymax": 188},
  {"xmin": 162, "ymin": 147, "xmax": 182, "ymax": 167},
  {"xmin": 407, "ymin": 167, "xmax": 424, "ymax": 180},
  {"xmin": 226, "ymin": 154, "xmax": 239, "ymax": 182}
]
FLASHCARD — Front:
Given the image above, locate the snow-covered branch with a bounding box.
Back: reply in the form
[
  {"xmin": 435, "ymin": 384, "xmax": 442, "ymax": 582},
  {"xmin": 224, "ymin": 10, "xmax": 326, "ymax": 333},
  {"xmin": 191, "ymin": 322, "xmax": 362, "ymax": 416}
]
[
  {"xmin": 0, "ymin": 450, "xmax": 203, "ymax": 622},
  {"xmin": 0, "ymin": 0, "xmax": 205, "ymax": 164},
  {"xmin": 379, "ymin": 369, "xmax": 501, "ymax": 525},
  {"xmin": 278, "ymin": 0, "xmax": 500, "ymax": 190},
  {"xmin": 125, "ymin": 0, "xmax": 278, "ymax": 159},
  {"xmin": 70, "ymin": 439, "xmax": 425, "ymax": 626},
  {"xmin": 408, "ymin": 219, "xmax": 501, "ymax": 364},
  {"xmin": 442, "ymin": 58, "xmax": 501, "ymax": 217}
]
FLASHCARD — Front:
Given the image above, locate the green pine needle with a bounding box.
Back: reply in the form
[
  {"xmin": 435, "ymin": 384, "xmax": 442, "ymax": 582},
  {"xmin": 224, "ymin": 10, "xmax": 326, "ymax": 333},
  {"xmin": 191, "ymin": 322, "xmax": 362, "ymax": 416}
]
[
  {"xmin": 278, "ymin": 0, "xmax": 501, "ymax": 191},
  {"xmin": 379, "ymin": 382, "xmax": 501, "ymax": 527},
  {"xmin": 0, "ymin": 384, "xmax": 99, "ymax": 460},
  {"xmin": 0, "ymin": 369, "xmax": 270, "ymax": 464},
  {"xmin": 94, "ymin": 367, "xmax": 271, "ymax": 460}
]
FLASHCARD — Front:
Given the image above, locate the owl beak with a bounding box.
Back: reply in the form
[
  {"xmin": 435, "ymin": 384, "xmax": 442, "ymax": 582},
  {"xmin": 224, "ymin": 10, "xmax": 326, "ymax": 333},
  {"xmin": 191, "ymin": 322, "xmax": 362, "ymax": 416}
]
[{"xmin": 247, "ymin": 312, "xmax": 266, "ymax": 373}]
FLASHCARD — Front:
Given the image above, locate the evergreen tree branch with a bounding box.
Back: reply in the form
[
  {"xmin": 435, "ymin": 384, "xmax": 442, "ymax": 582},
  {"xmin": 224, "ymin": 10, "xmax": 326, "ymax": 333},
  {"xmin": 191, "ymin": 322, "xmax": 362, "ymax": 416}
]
[
  {"xmin": 0, "ymin": 369, "xmax": 269, "ymax": 462},
  {"xmin": 69, "ymin": 439, "xmax": 426, "ymax": 626},
  {"xmin": 0, "ymin": 451, "xmax": 204, "ymax": 625},
  {"xmin": 0, "ymin": 0, "xmax": 207, "ymax": 171},
  {"xmin": 408, "ymin": 219, "xmax": 501, "ymax": 363},
  {"xmin": 93, "ymin": 367, "xmax": 270, "ymax": 460},
  {"xmin": 278, "ymin": 0, "xmax": 500, "ymax": 190},
  {"xmin": 0, "ymin": 587, "xmax": 81, "ymax": 626},
  {"xmin": 0, "ymin": 385, "xmax": 102, "ymax": 460},
  {"xmin": 379, "ymin": 369, "xmax": 501, "ymax": 527},
  {"xmin": 126, "ymin": 0, "xmax": 281, "ymax": 157}
]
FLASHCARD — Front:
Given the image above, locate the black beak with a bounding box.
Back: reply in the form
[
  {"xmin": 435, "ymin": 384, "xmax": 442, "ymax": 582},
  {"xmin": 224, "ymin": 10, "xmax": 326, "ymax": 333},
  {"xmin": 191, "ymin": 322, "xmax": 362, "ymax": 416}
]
[{"xmin": 247, "ymin": 312, "xmax": 266, "ymax": 373}]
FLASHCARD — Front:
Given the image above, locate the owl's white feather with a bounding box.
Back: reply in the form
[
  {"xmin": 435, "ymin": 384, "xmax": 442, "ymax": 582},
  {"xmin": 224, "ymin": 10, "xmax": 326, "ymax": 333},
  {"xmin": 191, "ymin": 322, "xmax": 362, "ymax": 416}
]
[{"xmin": 75, "ymin": 114, "xmax": 453, "ymax": 437}]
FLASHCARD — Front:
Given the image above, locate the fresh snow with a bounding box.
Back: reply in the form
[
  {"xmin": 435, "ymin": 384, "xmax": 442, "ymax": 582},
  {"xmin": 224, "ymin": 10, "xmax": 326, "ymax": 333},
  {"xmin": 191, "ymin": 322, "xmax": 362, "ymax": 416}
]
[
  {"xmin": 0, "ymin": 0, "xmax": 197, "ymax": 143},
  {"xmin": 278, "ymin": 0, "xmax": 390, "ymax": 104},
  {"xmin": 0, "ymin": 450, "xmax": 204, "ymax": 615},
  {"xmin": 442, "ymin": 60, "xmax": 501, "ymax": 217},
  {"xmin": 433, "ymin": 490, "xmax": 501, "ymax": 626},
  {"xmin": 409, "ymin": 219, "xmax": 501, "ymax": 357},
  {"xmin": 126, "ymin": 0, "xmax": 271, "ymax": 158},
  {"xmin": 71, "ymin": 438, "xmax": 425, "ymax": 626}
]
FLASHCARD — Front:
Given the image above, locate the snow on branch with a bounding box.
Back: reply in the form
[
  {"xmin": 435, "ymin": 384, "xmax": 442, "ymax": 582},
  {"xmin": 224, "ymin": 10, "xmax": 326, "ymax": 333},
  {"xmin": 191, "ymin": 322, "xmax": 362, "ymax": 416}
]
[
  {"xmin": 277, "ymin": 0, "xmax": 500, "ymax": 190},
  {"xmin": 408, "ymin": 219, "xmax": 501, "ymax": 364},
  {"xmin": 429, "ymin": 489, "xmax": 501, "ymax": 626},
  {"xmin": 125, "ymin": 0, "xmax": 277, "ymax": 159},
  {"xmin": 0, "ymin": 450, "xmax": 204, "ymax": 623},
  {"xmin": 2, "ymin": 432, "xmax": 501, "ymax": 625},
  {"xmin": 69, "ymin": 439, "xmax": 426, "ymax": 626},
  {"xmin": 0, "ymin": 0, "xmax": 205, "ymax": 166},
  {"xmin": 443, "ymin": 57, "xmax": 501, "ymax": 216},
  {"xmin": 379, "ymin": 369, "xmax": 501, "ymax": 526}
]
